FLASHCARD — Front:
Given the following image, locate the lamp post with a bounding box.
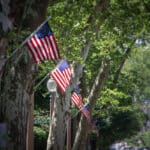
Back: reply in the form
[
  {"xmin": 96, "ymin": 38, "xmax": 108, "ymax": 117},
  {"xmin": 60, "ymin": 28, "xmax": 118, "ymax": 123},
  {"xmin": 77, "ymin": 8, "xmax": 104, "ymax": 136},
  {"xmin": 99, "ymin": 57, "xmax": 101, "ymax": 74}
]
[
  {"xmin": 46, "ymin": 78, "xmax": 57, "ymax": 150},
  {"xmin": 47, "ymin": 78, "xmax": 57, "ymax": 118}
]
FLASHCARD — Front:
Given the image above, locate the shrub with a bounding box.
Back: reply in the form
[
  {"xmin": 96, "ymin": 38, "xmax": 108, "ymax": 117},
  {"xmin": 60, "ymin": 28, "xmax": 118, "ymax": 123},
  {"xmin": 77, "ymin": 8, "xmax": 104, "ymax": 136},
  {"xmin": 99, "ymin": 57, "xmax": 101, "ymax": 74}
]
[{"xmin": 34, "ymin": 126, "xmax": 48, "ymax": 150}]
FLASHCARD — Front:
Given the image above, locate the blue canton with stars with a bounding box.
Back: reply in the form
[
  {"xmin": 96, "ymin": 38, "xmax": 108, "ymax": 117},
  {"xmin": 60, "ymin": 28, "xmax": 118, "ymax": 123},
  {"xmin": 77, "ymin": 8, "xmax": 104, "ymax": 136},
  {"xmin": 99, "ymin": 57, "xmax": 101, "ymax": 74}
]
[
  {"xmin": 58, "ymin": 60, "xmax": 70, "ymax": 72},
  {"xmin": 36, "ymin": 22, "xmax": 53, "ymax": 38}
]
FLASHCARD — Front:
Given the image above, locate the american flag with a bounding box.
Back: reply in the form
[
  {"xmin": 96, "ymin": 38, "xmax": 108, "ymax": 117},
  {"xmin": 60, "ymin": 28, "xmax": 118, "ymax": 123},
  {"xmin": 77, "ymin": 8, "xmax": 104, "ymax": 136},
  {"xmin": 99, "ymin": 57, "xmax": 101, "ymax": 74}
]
[
  {"xmin": 84, "ymin": 103, "xmax": 90, "ymax": 111},
  {"xmin": 51, "ymin": 60, "xmax": 72, "ymax": 93},
  {"xmin": 71, "ymin": 92, "xmax": 83, "ymax": 109},
  {"xmin": 26, "ymin": 22, "xmax": 60, "ymax": 63},
  {"xmin": 74, "ymin": 84, "xmax": 81, "ymax": 93},
  {"xmin": 80, "ymin": 104, "xmax": 90, "ymax": 121}
]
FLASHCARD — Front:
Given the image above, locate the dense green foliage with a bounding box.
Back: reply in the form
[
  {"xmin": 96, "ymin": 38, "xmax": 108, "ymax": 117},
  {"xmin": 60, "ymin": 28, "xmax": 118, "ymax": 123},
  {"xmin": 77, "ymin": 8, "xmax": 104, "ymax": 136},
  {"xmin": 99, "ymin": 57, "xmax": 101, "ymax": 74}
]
[
  {"xmin": 92, "ymin": 89, "xmax": 146, "ymax": 148},
  {"xmin": 124, "ymin": 48, "xmax": 150, "ymax": 101}
]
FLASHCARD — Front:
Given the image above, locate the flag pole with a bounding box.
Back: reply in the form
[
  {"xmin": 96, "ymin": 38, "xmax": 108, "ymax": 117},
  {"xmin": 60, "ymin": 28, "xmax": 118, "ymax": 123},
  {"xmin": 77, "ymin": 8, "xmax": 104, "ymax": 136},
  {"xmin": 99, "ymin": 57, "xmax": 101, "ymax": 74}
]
[
  {"xmin": 34, "ymin": 73, "xmax": 50, "ymax": 91},
  {"xmin": 7, "ymin": 16, "xmax": 51, "ymax": 61}
]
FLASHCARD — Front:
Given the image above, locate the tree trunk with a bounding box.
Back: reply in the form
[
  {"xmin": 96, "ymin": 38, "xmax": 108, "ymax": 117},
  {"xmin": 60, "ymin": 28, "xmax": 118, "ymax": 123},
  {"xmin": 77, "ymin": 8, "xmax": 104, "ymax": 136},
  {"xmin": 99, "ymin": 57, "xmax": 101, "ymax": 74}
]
[
  {"xmin": 47, "ymin": 89, "xmax": 71, "ymax": 150},
  {"xmin": 0, "ymin": 0, "xmax": 49, "ymax": 149},
  {"xmin": 72, "ymin": 116, "xmax": 89, "ymax": 150},
  {"xmin": 0, "ymin": 38, "xmax": 7, "ymax": 79},
  {"xmin": 72, "ymin": 61, "xmax": 108, "ymax": 150},
  {"xmin": 0, "ymin": 49, "xmax": 37, "ymax": 149}
]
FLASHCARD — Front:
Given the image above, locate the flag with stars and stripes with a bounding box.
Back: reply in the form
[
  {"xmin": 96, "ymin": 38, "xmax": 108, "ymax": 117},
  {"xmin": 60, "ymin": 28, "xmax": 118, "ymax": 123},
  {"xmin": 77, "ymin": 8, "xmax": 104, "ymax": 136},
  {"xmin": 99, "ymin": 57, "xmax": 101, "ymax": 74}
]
[
  {"xmin": 74, "ymin": 84, "xmax": 81, "ymax": 93},
  {"xmin": 80, "ymin": 103, "xmax": 90, "ymax": 121},
  {"xmin": 26, "ymin": 22, "xmax": 60, "ymax": 63},
  {"xmin": 71, "ymin": 92, "xmax": 83, "ymax": 109},
  {"xmin": 51, "ymin": 60, "xmax": 72, "ymax": 93}
]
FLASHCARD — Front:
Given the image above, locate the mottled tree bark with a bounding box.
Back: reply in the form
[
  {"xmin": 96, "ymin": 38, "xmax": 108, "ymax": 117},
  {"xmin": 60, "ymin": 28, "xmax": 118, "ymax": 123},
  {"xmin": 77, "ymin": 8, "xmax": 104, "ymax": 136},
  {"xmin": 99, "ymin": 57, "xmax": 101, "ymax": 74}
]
[
  {"xmin": 0, "ymin": 0, "xmax": 49, "ymax": 149},
  {"xmin": 47, "ymin": 91, "xmax": 71, "ymax": 150},
  {"xmin": 0, "ymin": 49, "xmax": 37, "ymax": 149},
  {"xmin": 0, "ymin": 38, "xmax": 7, "ymax": 79}
]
